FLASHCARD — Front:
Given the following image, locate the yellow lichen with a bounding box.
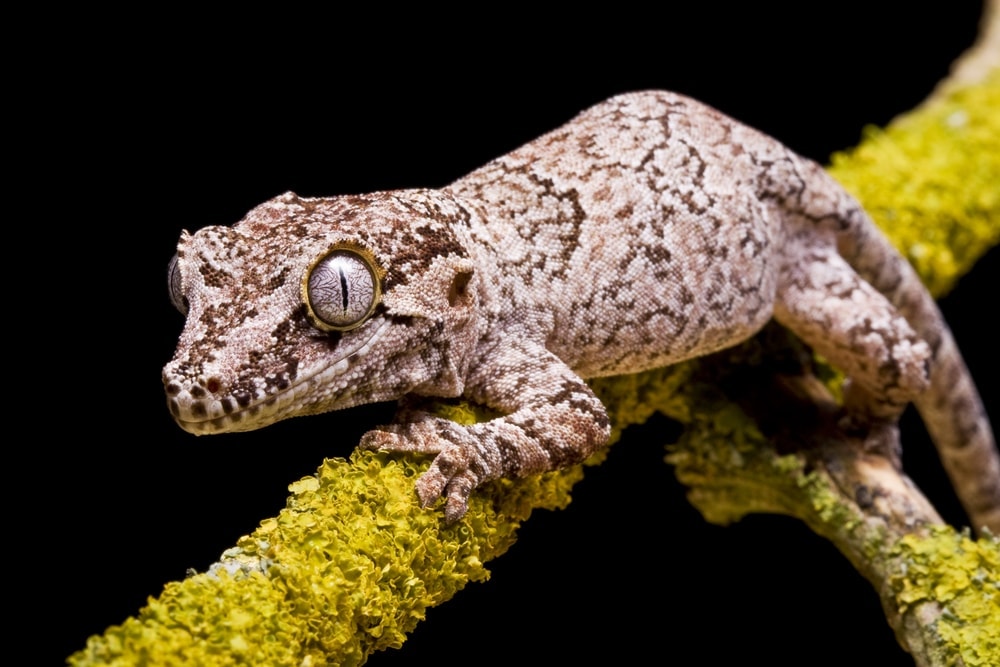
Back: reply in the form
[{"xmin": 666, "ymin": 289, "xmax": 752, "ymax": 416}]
[
  {"xmin": 889, "ymin": 528, "xmax": 1000, "ymax": 667},
  {"xmin": 829, "ymin": 70, "xmax": 1000, "ymax": 297}
]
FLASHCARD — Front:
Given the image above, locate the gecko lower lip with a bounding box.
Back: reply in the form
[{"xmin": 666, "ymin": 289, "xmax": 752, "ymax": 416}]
[
  {"xmin": 175, "ymin": 416, "xmax": 238, "ymax": 435},
  {"xmin": 168, "ymin": 317, "xmax": 391, "ymax": 433}
]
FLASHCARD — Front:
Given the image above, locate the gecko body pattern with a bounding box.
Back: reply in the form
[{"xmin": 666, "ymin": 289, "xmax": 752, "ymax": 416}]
[{"xmin": 164, "ymin": 91, "xmax": 1000, "ymax": 531}]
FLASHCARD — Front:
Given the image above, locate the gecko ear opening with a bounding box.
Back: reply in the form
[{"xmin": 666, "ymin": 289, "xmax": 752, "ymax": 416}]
[
  {"xmin": 383, "ymin": 256, "xmax": 476, "ymax": 319},
  {"xmin": 448, "ymin": 267, "xmax": 474, "ymax": 307}
]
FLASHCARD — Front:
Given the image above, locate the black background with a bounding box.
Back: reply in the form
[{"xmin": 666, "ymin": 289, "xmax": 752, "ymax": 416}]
[{"xmin": 43, "ymin": 2, "xmax": 996, "ymax": 665}]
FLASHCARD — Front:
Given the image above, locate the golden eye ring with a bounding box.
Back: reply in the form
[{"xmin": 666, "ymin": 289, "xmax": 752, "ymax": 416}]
[{"xmin": 302, "ymin": 244, "xmax": 385, "ymax": 332}]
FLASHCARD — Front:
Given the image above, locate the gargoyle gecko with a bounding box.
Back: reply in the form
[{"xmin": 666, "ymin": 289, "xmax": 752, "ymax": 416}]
[{"xmin": 163, "ymin": 91, "xmax": 1000, "ymax": 531}]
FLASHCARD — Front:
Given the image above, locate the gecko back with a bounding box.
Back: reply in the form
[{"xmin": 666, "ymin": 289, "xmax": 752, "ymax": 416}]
[{"xmin": 448, "ymin": 91, "xmax": 999, "ymax": 532}]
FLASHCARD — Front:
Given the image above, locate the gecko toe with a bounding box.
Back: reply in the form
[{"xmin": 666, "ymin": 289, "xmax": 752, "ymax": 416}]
[
  {"xmin": 415, "ymin": 450, "xmax": 479, "ymax": 522},
  {"xmin": 442, "ymin": 471, "xmax": 477, "ymax": 523},
  {"xmin": 443, "ymin": 494, "xmax": 471, "ymax": 524},
  {"xmin": 358, "ymin": 429, "xmax": 393, "ymax": 450}
]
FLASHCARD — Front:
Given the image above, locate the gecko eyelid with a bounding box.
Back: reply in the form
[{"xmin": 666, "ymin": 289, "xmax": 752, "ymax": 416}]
[
  {"xmin": 302, "ymin": 245, "xmax": 384, "ymax": 332},
  {"xmin": 167, "ymin": 254, "xmax": 188, "ymax": 315}
]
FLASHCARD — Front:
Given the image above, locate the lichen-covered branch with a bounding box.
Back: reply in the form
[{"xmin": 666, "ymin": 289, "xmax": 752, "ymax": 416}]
[
  {"xmin": 597, "ymin": 322, "xmax": 999, "ymax": 667},
  {"xmin": 69, "ymin": 451, "xmax": 584, "ymax": 666},
  {"xmin": 71, "ymin": 14, "xmax": 1000, "ymax": 667}
]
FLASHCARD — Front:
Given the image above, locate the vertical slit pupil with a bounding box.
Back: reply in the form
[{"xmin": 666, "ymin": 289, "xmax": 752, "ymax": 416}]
[{"xmin": 337, "ymin": 265, "xmax": 349, "ymax": 312}]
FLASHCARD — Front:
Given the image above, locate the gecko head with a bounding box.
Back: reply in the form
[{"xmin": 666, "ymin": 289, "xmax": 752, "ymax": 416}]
[{"xmin": 162, "ymin": 190, "xmax": 480, "ymax": 435}]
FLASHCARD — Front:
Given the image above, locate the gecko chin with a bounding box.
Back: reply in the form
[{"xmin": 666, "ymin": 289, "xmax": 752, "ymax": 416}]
[{"xmin": 165, "ymin": 318, "xmax": 392, "ymax": 435}]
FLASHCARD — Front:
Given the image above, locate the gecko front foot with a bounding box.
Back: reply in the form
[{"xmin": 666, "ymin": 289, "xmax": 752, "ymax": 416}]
[{"xmin": 360, "ymin": 418, "xmax": 498, "ymax": 522}]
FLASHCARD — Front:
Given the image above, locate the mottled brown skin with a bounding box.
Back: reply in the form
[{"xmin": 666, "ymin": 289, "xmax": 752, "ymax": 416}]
[{"xmin": 164, "ymin": 91, "xmax": 999, "ymax": 530}]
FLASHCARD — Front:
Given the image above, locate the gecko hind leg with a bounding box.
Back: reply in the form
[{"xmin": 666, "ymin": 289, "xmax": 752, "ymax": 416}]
[{"xmin": 772, "ymin": 243, "xmax": 931, "ymax": 461}]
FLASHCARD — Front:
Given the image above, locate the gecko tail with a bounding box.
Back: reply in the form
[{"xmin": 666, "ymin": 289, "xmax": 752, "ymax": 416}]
[
  {"xmin": 914, "ymin": 328, "xmax": 1000, "ymax": 534},
  {"xmin": 837, "ymin": 205, "xmax": 1000, "ymax": 535}
]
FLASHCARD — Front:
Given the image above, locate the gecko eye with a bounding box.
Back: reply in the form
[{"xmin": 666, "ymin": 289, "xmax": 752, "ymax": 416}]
[
  {"xmin": 167, "ymin": 254, "xmax": 188, "ymax": 315},
  {"xmin": 303, "ymin": 246, "xmax": 383, "ymax": 332}
]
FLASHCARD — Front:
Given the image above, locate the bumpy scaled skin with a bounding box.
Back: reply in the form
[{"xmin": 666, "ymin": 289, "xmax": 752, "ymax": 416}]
[{"xmin": 164, "ymin": 91, "xmax": 1000, "ymax": 530}]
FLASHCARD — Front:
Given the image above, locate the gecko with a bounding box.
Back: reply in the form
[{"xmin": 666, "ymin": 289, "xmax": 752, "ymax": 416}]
[{"xmin": 163, "ymin": 90, "xmax": 1000, "ymax": 532}]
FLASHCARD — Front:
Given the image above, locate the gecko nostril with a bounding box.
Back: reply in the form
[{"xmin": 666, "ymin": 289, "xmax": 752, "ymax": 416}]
[{"xmin": 206, "ymin": 377, "xmax": 222, "ymax": 393}]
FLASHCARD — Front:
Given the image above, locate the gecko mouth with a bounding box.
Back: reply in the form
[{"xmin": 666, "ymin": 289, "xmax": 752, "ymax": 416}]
[{"xmin": 167, "ymin": 318, "xmax": 391, "ymax": 434}]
